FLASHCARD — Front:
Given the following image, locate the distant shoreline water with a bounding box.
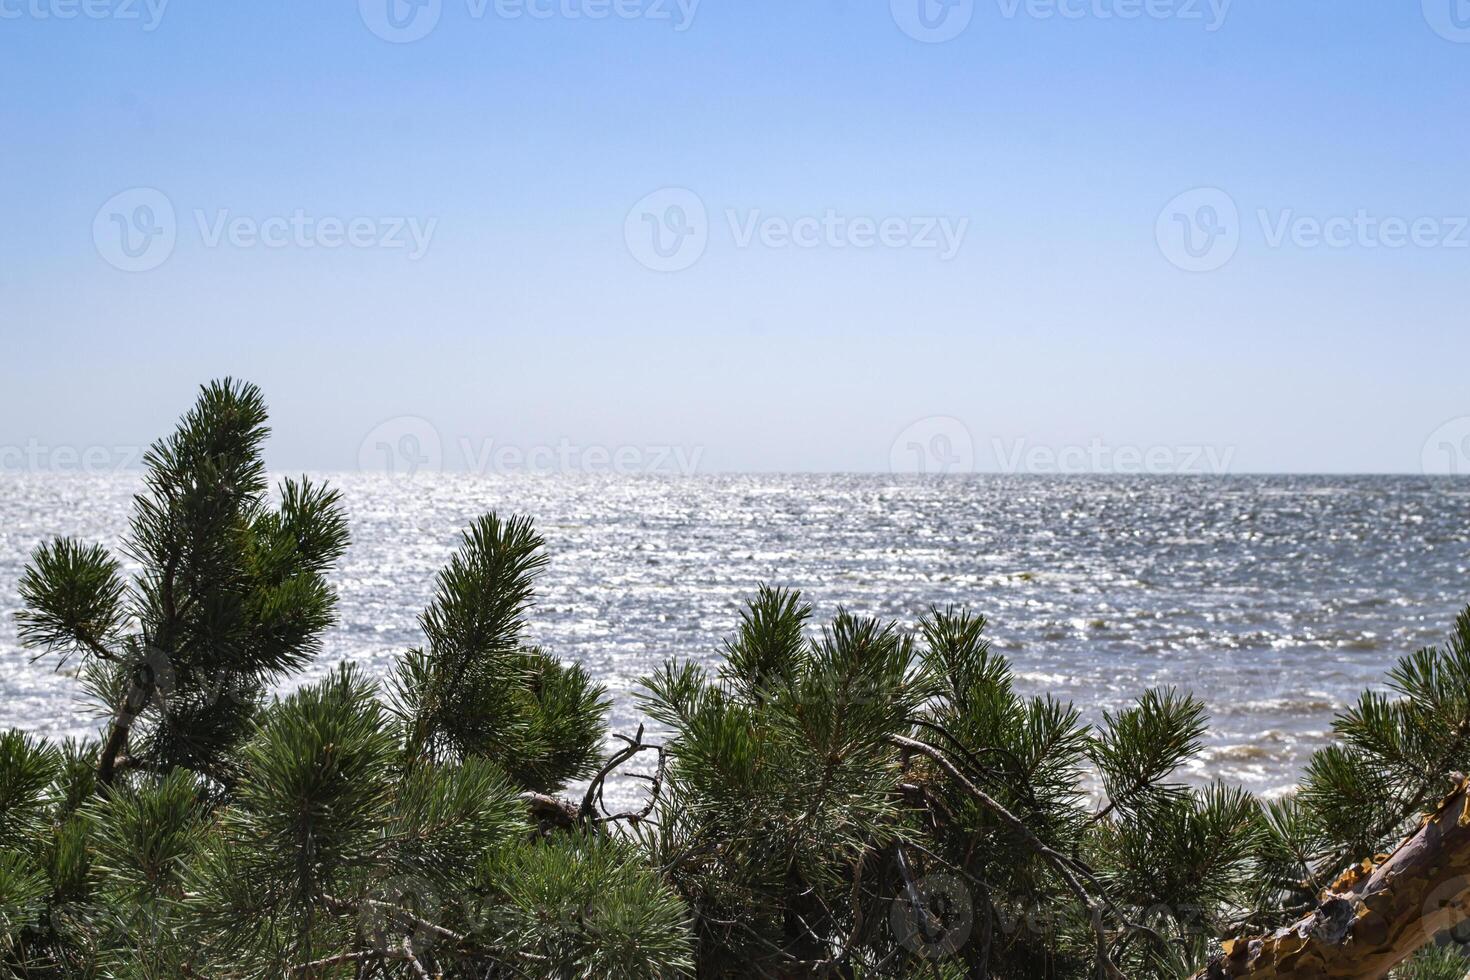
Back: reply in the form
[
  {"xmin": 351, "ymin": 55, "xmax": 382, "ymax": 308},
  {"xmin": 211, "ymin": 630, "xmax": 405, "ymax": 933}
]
[{"xmin": 3, "ymin": 472, "xmax": 1467, "ymax": 806}]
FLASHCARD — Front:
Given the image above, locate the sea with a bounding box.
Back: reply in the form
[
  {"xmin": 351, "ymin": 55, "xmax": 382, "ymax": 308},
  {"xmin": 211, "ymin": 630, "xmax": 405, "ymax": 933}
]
[{"xmin": 2, "ymin": 472, "xmax": 1467, "ymax": 806}]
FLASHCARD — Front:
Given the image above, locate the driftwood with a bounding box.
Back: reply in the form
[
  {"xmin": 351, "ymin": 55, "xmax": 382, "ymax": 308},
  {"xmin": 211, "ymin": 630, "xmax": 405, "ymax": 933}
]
[{"xmin": 1201, "ymin": 777, "xmax": 1470, "ymax": 979}]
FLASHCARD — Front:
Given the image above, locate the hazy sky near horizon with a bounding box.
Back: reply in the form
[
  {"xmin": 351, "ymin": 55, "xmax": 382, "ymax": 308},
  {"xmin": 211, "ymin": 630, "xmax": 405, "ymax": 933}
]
[{"xmin": 2, "ymin": 1, "xmax": 1469, "ymax": 475}]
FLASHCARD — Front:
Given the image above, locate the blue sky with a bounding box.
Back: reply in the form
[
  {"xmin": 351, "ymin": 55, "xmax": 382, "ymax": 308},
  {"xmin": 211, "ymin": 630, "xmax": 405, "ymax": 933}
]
[{"xmin": 2, "ymin": 0, "xmax": 1469, "ymax": 474}]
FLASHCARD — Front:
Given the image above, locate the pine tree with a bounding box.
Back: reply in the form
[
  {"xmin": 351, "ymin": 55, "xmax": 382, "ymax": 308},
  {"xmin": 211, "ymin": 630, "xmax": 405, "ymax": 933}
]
[
  {"xmin": 5, "ymin": 382, "xmax": 688, "ymax": 978},
  {"xmin": 17, "ymin": 379, "xmax": 350, "ymax": 789},
  {"xmin": 4, "ymin": 378, "xmax": 1470, "ymax": 979}
]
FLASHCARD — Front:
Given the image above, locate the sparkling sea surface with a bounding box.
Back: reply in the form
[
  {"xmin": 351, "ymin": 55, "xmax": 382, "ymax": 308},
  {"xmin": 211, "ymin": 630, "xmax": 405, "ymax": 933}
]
[{"xmin": 2, "ymin": 472, "xmax": 1468, "ymax": 803}]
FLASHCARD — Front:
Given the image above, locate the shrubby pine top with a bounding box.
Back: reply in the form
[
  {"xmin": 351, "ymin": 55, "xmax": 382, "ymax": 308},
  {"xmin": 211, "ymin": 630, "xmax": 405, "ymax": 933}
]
[{"xmin": 2, "ymin": 381, "xmax": 1468, "ymax": 979}]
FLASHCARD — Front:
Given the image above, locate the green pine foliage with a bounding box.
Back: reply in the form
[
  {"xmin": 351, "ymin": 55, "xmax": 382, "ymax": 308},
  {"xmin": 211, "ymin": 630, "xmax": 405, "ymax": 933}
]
[
  {"xmin": 1393, "ymin": 944, "xmax": 1470, "ymax": 980},
  {"xmin": 390, "ymin": 513, "xmax": 609, "ymax": 791},
  {"xmin": 18, "ymin": 379, "xmax": 350, "ymax": 790},
  {"xmin": 4, "ymin": 378, "xmax": 1470, "ymax": 978}
]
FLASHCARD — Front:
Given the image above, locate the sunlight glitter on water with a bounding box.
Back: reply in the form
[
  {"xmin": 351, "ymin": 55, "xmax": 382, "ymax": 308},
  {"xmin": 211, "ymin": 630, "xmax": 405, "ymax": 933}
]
[{"xmin": 1, "ymin": 472, "xmax": 1467, "ymax": 808}]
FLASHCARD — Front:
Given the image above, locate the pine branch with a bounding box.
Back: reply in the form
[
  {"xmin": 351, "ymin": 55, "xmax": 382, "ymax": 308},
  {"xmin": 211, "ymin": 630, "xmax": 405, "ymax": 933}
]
[
  {"xmin": 889, "ymin": 733, "xmax": 1125, "ymax": 980},
  {"xmin": 17, "ymin": 538, "xmax": 127, "ymax": 665}
]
